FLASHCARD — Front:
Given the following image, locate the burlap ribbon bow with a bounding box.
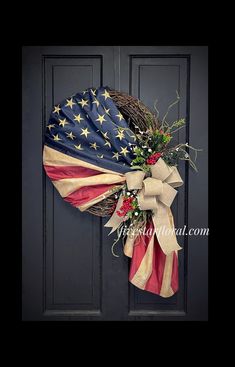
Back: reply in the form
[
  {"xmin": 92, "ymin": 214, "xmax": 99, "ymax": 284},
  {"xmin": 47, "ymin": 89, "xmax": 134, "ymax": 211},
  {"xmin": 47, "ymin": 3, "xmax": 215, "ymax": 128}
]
[{"xmin": 105, "ymin": 158, "xmax": 183, "ymax": 256}]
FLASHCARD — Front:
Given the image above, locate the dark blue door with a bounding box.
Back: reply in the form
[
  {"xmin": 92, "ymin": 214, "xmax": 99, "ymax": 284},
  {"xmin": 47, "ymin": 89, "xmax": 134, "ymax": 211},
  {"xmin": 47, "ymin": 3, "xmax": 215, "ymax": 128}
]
[{"xmin": 22, "ymin": 46, "xmax": 208, "ymax": 320}]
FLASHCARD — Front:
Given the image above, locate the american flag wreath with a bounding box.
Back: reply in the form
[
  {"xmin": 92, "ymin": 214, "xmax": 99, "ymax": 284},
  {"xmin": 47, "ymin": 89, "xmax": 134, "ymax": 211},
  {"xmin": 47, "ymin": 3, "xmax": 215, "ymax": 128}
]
[{"xmin": 43, "ymin": 86, "xmax": 200, "ymax": 297}]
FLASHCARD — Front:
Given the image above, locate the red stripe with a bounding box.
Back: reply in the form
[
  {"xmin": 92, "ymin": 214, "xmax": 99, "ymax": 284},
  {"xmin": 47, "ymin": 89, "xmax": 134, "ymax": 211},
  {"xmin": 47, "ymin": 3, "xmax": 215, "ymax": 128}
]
[
  {"xmin": 64, "ymin": 184, "xmax": 116, "ymax": 207},
  {"xmin": 44, "ymin": 164, "xmax": 101, "ymax": 181},
  {"xmin": 144, "ymin": 238, "xmax": 166, "ymax": 295},
  {"xmin": 171, "ymin": 252, "xmax": 179, "ymax": 293}
]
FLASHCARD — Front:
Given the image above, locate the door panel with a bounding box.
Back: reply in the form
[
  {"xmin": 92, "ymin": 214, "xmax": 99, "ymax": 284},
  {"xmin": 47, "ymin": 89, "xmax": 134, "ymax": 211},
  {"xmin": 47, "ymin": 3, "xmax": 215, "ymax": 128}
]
[
  {"xmin": 120, "ymin": 53, "xmax": 188, "ymax": 316},
  {"xmin": 44, "ymin": 55, "xmax": 103, "ymax": 316},
  {"xmin": 22, "ymin": 46, "xmax": 208, "ymax": 320},
  {"xmin": 22, "ymin": 46, "xmax": 115, "ymax": 320}
]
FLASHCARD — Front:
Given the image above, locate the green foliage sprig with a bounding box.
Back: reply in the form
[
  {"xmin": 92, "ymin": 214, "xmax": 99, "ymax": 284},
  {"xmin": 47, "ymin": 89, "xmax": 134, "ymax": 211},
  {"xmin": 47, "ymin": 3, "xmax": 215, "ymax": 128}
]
[{"xmin": 129, "ymin": 91, "xmax": 201, "ymax": 172}]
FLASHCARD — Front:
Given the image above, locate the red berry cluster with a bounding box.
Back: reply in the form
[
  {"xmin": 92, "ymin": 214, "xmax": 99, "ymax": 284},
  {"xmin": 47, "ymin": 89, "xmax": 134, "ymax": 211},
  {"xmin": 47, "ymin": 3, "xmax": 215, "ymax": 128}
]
[
  {"xmin": 117, "ymin": 197, "xmax": 135, "ymax": 217},
  {"xmin": 146, "ymin": 152, "xmax": 162, "ymax": 165},
  {"xmin": 159, "ymin": 130, "xmax": 171, "ymax": 136}
]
